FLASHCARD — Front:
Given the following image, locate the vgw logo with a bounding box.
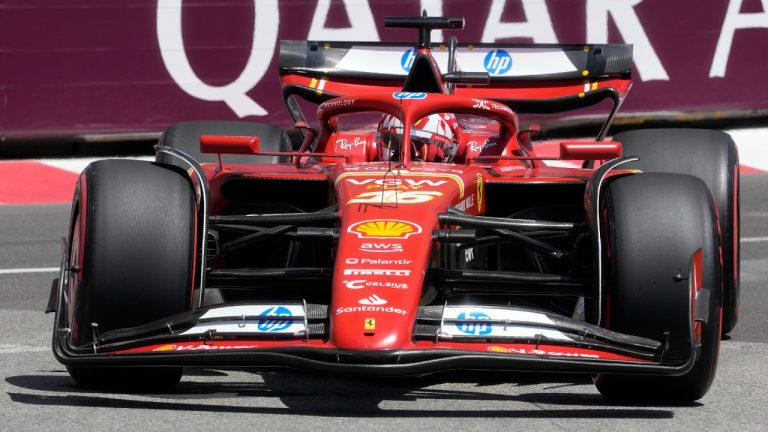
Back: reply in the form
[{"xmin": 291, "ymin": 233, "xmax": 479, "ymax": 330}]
[
  {"xmin": 455, "ymin": 311, "xmax": 492, "ymax": 335},
  {"xmin": 401, "ymin": 48, "xmax": 417, "ymax": 72},
  {"xmin": 257, "ymin": 306, "xmax": 293, "ymax": 332},
  {"xmin": 484, "ymin": 49, "xmax": 512, "ymax": 76}
]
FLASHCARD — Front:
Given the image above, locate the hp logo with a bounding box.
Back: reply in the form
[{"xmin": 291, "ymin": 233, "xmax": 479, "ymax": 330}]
[
  {"xmin": 484, "ymin": 49, "xmax": 512, "ymax": 76},
  {"xmin": 257, "ymin": 306, "xmax": 292, "ymax": 332},
  {"xmin": 401, "ymin": 48, "xmax": 416, "ymax": 72},
  {"xmin": 455, "ymin": 311, "xmax": 492, "ymax": 335},
  {"xmin": 392, "ymin": 92, "xmax": 427, "ymax": 100}
]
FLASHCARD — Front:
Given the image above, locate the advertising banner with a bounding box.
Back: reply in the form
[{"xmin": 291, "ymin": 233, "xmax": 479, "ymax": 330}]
[{"xmin": 2, "ymin": 0, "xmax": 767, "ymax": 138}]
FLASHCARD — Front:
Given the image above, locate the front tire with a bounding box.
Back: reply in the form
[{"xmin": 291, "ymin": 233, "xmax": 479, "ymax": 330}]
[
  {"xmin": 65, "ymin": 160, "xmax": 195, "ymax": 390},
  {"xmin": 594, "ymin": 173, "xmax": 722, "ymax": 403}
]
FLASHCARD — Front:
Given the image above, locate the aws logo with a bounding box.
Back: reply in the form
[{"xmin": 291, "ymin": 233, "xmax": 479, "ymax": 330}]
[{"xmin": 347, "ymin": 219, "xmax": 422, "ymax": 239}]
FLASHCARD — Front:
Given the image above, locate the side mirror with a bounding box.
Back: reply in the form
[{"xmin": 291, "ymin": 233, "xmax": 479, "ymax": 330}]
[
  {"xmin": 200, "ymin": 135, "xmax": 261, "ymax": 155},
  {"xmin": 559, "ymin": 141, "xmax": 621, "ymax": 160}
]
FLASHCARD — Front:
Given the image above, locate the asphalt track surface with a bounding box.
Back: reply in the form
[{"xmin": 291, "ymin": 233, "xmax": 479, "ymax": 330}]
[{"xmin": 0, "ymin": 177, "xmax": 767, "ymax": 431}]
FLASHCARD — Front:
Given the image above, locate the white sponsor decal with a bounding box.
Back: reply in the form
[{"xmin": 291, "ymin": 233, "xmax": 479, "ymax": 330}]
[
  {"xmin": 472, "ymin": 98, "xmax": 490, "ymax": 110},
  {"xmin": 358, "ymin": 294, "xmax": 387, "ymax": 305},
  {"xmin": 441, "ymin": 324, "xmax": 573, "ymax": 341},
  {"xmin": 343, "ymin": 269, "xmax": 411, "ymax": 276},
  {"xmin": 464, "ymin": 248, "xmax": 475, "ymax": 263},
  {"xmin": 347, "ymin": 178, "xmax": 448, "ymax": 187},
  {"xmin": 321, "ymin": 98, "xmax": 357, "ymax": 110},
  {"xmin": 345, "ymin": 258, "xmax": 412, "ymax": 265},
  {"xmin": 498, "ymin": 165, "xmax": 527, "ymax": 172},
  {"xmin": 360, "ymin": 242, "xmax": 404, "ymax": 253},
  {"xmin": 468, "ymin": 140, "xmax": 486, "ymax": 153},
  {"xmin": 336, "ymin": 136, "xmax": 367, "ymax": 150},
  {"xmin": 336, "ymin": 305, "xmax": 407, "ymax": 315},
  {"xmin": 443, "ymin": 306, "xmax": 554, "ymax": 324},
  {"xmin": 343, "ymin": 280, "xmax": 409, "ymax": 290},
  {"xmin": 198, "ymin": 305, "xmax": 304, "ymax": 320},
  {"xmin": 454, "ymin": 194, "xmax": 475, "ymax": 211},
  {"xmin": 180, "ymin": 322, "xmax": 305, "ymax": 336}
]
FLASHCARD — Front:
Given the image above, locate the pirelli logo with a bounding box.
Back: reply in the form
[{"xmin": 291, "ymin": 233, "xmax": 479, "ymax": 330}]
[{"xmin": 343, "ymin": 269, "xmax": 411, "ymax": 277}]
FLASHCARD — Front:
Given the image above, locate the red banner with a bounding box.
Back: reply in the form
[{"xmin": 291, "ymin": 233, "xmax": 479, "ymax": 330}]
[{"xmin": 2, "ymin": 0, "xmax": 767, "ymax": 138}]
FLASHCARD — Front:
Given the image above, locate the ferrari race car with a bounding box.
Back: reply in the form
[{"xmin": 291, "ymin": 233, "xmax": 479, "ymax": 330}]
[{"xmin": 48, "ymin": 15, "xmax": 740, "ymax": 402}]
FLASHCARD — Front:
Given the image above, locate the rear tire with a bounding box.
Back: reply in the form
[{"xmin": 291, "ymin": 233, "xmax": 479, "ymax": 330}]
[
  {"xmin": 594, "ymin": 173, "xmax": 722, "ymax": 403},
  {"xmin": 615, "ymin": 128, "xmax": 739, "ymax": 335},
  {"xmin": 66, "ymin": 160, "xmax": 194, "ymax": 390}
]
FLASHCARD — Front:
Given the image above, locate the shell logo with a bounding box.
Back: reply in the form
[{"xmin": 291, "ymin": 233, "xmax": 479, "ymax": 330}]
[
  {"xmin": 348, "ymin": 219, "xmax": 423, "ymax": 239},
  {"xmin": 153, "ymin": 344, "xmax": 177, "ymax": 352}
]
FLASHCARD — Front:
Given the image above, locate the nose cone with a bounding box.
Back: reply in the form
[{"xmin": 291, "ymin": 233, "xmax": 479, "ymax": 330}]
[
  {"xmin": 328, "ymin": 165, "xmax": 478, "ymax": 350},
  {"xmin": 330, "ymin": 219, "xmax": 431, "ymax": 350}
]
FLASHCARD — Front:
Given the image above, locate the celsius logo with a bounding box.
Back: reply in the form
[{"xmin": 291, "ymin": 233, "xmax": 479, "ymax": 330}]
[
  {"xmin": 256, "ymin": 306, "xmax": 292, "ymax": 332},
  {"xmin": 455, "ymin": 311, "xmax": 492, "ymax": 335},
  {"xmin": 401, "ymin": 48, "xmax": 416, "ymax": 71},
  {"xmin": 484, "ymin": 49, "xmax": 512, "ymax": 76}
]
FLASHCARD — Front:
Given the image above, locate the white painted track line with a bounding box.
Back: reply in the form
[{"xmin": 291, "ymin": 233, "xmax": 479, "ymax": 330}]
[
  {"xmin": 0, "ymin": 267, "xmax": 59, "ymax": 275},
  {"xmin": 742, "ymin": 237, "xmax": 768, "ymax": 243}
]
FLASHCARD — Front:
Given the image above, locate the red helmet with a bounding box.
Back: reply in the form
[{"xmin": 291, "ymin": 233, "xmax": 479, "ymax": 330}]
[{"xmin": 377, "ymin": 113, "xmax": 459, "ymax": 163}]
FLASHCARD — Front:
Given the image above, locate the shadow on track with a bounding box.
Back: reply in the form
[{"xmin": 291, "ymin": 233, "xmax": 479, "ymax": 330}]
[{"xmin": 5, "ymin": 368, "xmax": 686, "ymax": 419}]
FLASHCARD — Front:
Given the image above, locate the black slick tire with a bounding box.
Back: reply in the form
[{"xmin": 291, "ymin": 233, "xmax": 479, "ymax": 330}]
[
  {"xmin": 594, "ymin": 173, "xmax": 722, "ymax": 403},
  {"xmin": 615, "ymin": 128, "xmax": 739, "ymax": 335},
  {"xmin": 65, "ymin": 159, "xmax": 195, "ymax": 390}
]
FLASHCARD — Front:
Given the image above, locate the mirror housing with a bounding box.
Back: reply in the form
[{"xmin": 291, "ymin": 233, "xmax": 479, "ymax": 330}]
[
  {"xmin": 559, "ymin": 141, "xmax": 621, "ymax": 160},
  {"xmin": 200, "ymin": 135, "xmax": 261, "ymax": 155}
]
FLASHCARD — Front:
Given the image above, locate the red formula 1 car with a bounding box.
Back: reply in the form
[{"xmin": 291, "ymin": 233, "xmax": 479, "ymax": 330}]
[{"xmin": 48, "ymin": 15, "xmax": 739, "ymax": 402}]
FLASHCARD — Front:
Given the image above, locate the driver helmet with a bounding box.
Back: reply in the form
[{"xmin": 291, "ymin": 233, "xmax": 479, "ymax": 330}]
[{"xmin": 377, "ymin": 113, "xmax": 459, "ymax": 163}]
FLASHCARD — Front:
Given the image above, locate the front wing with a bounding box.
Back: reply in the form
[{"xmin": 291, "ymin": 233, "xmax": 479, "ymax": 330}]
[{"xmin": 52, "ymin": 301, "xmax": 697, "ymax": 377}]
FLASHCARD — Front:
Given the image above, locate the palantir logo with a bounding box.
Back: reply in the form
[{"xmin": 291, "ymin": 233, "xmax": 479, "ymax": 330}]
[
  {"xmin": 401, "ymin": 48, "xmax": 416, "ymax": 72},
  {"xmin": 455, "ymin": 311, "xmax": 492, "ymax": 335},
  {"xmin": 257, "ymin": 306, "xmax": 292, "ymax": 332},
  {"xmin": 484, "ymin": 49, "xmax": 512, "ymax": 76}
]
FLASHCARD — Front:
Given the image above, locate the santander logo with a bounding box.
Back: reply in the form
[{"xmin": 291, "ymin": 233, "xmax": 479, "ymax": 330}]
[{"xmin": 358, "ymin": 294, "xmax": 387, "ymax": 305}]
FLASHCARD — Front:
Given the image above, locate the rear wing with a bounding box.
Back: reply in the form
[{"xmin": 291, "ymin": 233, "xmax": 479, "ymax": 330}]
[{"xmin": 279, "ymin": 41, "xmax": 632, "ymax": 115}]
